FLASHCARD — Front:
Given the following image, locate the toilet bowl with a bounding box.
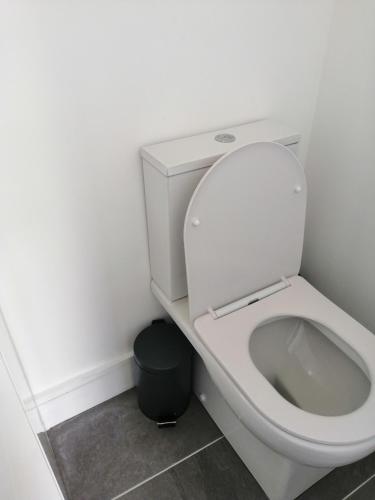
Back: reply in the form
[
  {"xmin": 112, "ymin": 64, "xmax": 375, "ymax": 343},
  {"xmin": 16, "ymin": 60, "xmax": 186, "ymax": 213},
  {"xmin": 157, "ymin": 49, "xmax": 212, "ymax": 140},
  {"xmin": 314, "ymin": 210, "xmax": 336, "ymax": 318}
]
[
  {"xmin": 193, "ymin": 276, "xmax": 375, "ymax": 468},
  {"xmin": 141, "ymin": 121, "xmax": 375, "ymax": 499}
]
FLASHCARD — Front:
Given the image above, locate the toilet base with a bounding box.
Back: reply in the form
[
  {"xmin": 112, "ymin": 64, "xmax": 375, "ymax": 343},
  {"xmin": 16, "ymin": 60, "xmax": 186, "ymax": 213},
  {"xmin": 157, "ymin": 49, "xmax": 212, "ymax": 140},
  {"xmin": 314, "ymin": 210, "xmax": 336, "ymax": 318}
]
[{"xmin": 194, "ymin": 355, "xmax": 333, "ymax": 500}]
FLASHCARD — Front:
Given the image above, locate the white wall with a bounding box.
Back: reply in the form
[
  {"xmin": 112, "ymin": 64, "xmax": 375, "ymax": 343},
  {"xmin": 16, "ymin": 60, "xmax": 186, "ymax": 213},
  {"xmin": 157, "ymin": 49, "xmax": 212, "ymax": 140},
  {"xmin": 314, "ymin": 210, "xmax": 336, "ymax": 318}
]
[
  {"xmin": 0, "ymin": 354, "xmax": 63, "ymax": 500},
  {"xmin": 1, "ymin": 1, "xmax": 334, "ymax": 401},
  {"xmin": 302, "ymin": 0, "xmax": 375, "ymax": 333}
]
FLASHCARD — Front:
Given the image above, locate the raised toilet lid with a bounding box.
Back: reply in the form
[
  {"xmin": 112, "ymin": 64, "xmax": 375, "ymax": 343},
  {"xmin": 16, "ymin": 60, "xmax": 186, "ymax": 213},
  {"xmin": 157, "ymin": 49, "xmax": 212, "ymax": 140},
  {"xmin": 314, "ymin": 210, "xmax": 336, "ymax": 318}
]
[{"xmin": 184, "ymin": 141, "xmax": 306, "ymax": 320}]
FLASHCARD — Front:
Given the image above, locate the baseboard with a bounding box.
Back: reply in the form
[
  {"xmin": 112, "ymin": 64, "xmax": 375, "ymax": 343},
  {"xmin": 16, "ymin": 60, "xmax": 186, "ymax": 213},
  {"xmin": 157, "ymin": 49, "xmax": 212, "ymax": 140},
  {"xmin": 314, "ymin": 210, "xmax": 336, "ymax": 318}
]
[{"xmin": 25, "ymin": 352, "xmax": 137, "ymax": 431}]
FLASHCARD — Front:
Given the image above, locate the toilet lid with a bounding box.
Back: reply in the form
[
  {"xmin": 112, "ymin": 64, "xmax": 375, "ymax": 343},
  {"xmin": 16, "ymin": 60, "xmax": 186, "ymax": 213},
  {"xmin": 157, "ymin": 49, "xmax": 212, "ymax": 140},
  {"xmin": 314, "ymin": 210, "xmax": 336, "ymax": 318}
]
[{"xmin": 184, "ymin": 142, "xmax": 306, "ymax": 320}]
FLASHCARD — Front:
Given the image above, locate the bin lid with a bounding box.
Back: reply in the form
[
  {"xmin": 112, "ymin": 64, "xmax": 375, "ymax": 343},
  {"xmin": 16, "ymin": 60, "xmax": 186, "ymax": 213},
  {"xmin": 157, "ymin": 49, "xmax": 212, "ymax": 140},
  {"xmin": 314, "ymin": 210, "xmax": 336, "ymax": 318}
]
[{"xmin": 134, "ymin": 321, "xmax": 192, "ymax": 374}]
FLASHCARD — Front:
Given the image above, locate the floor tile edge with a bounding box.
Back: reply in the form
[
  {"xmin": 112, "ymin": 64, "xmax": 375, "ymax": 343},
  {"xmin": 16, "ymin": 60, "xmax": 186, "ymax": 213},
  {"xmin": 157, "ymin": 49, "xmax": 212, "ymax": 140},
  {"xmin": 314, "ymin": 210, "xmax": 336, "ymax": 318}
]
[
  {"xmin": 342, "ymin": 472, "xmax": 375, "ymax": 500},
  {"xmin": 111, "ymin": 435, "xmax": 224, "ymax": 500}
]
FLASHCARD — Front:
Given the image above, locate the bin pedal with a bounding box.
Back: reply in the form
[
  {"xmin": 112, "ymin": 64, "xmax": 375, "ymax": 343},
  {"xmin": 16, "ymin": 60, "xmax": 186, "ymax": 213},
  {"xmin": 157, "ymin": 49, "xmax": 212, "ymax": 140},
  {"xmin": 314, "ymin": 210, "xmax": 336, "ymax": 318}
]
[{"xmin": 157, "ymin": 420, "xmax": 177, "ymax": 428}]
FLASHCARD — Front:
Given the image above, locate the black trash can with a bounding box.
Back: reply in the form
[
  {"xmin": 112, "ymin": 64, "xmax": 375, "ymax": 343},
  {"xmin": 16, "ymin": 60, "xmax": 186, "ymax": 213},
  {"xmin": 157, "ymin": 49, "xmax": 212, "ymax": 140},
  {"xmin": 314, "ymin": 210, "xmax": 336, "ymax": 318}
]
[{"xmin": 134, "ymin": 319, "xmax": 193, "ymax": 426}]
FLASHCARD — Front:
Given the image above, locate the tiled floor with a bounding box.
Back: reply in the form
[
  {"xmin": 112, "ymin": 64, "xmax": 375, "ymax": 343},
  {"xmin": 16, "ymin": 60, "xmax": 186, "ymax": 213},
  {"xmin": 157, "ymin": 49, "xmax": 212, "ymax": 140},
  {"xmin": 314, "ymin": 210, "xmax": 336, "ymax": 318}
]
[{"xmin": 46, "ymin": 388, "xmax": 375, "ymax": 500}]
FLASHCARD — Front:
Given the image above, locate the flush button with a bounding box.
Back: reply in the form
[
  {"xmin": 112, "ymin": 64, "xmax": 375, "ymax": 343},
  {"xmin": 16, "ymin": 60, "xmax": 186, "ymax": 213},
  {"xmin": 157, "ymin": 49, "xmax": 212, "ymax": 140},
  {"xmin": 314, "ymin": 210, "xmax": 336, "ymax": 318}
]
[
  {"xmin": 294, "ymin": 185, "xmax": 302, "ymax": 193},
  {"xmin": 191, "ymin": 217, "xmax": 200, "ymax": 227},
  {"xmin": 215, "ymin": 133, "xmax": 236, "ymax": 143}
]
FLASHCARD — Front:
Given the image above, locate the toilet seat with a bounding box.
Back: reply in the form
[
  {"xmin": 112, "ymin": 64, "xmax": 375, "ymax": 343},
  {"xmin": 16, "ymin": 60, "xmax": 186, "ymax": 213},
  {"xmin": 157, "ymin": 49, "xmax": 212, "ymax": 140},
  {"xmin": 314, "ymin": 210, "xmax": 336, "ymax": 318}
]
[{"xmin": 194, "ymin": 276, "xmax": 375, "ymax": 447}]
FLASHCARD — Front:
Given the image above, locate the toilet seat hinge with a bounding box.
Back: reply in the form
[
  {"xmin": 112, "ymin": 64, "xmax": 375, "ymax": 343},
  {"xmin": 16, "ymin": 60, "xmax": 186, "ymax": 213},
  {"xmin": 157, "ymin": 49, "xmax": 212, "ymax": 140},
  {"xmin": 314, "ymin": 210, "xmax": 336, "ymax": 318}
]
[{"xmin": 208, "ymin": 277, "xmax": 291, "ymax": 320}]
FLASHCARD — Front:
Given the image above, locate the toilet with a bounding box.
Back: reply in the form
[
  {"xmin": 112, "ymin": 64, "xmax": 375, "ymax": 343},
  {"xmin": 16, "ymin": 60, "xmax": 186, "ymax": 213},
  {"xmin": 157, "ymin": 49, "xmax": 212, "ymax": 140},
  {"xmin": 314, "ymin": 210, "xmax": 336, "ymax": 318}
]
[{"xmin": 141, "ymin": 120, "xmax": 375, "ymax": 500}]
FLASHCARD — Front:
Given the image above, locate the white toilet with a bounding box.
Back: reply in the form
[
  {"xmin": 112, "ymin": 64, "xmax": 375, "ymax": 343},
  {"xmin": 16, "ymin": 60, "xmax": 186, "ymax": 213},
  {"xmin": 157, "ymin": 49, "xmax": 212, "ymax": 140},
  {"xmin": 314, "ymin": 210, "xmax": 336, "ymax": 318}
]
[{"xmin": 141, "ymin": 120, "xmax": 375, "ymax": 500}]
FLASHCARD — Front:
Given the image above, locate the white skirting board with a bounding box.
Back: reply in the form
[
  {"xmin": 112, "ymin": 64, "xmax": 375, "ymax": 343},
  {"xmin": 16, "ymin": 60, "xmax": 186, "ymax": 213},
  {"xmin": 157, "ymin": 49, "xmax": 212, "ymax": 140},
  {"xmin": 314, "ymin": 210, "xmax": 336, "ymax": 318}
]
[{"xmin": 25, "ymin": 352, "xmax": 137, "ymax": 431}]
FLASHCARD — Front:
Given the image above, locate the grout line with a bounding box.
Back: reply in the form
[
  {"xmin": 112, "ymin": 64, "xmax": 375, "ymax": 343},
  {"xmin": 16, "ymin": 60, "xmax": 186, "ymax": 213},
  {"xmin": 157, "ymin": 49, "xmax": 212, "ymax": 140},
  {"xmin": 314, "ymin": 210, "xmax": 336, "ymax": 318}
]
[
  {"xmin": 341, "ymin": 472, "xmax": 375, "ymax": 500},
  {"xmin": 111, "ymin": 435, "xmax": 224, "ymax": 500}
]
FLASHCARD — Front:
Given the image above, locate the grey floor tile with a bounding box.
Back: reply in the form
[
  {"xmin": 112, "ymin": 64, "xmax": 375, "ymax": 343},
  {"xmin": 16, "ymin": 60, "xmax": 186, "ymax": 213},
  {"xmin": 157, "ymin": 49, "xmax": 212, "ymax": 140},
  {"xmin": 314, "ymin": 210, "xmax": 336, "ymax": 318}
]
[
  {"xmin": 298, "ymin": 451, "xmax": 375, "ymax": 500},
  {"xmin": 39, "ymin": 432, "xmax": 69, "ymax": 499},
  {"xmin": 124, "ymin": 438, "xmax": 267, "ymax": 500},
  {"xmin": 124, "ymin": 472, "xmax": 185, "ymax": 500},
  {"xmin": 348, "ymin": 476, "xmax": 375, "ymax": 500},
  {"xmin": 48, "ymin": 388, "xmax": 221, "ymax": 500}
]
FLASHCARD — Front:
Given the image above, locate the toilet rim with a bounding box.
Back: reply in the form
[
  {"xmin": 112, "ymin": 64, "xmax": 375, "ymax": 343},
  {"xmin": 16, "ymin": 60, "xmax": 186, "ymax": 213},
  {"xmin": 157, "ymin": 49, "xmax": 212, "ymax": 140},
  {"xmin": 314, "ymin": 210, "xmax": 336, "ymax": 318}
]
[
  {"xmin": 193, "ymin": 276, "xmax": 375, "ymax": 447},
  {"xmin": 244, "ymin": 312, "xmax": 374, "ymax": 442}
]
